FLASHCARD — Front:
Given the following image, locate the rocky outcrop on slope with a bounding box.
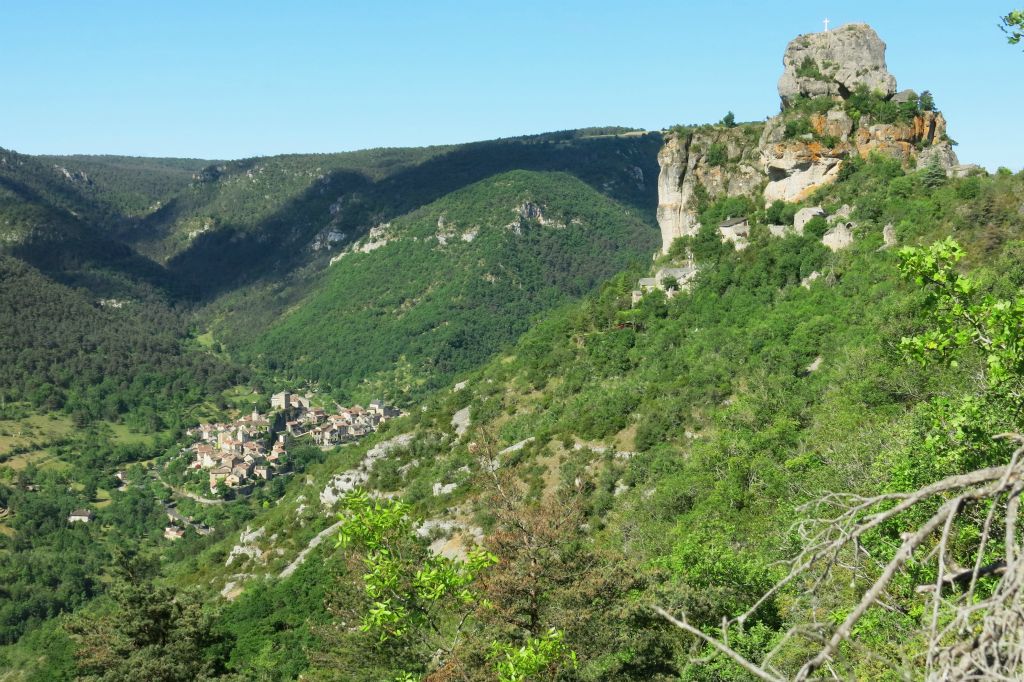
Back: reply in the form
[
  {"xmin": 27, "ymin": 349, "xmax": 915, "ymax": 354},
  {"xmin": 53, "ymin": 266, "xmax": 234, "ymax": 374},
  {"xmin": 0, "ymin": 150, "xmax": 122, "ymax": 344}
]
[
  {"xmin": 655, "ymin": 23, "xmax": 960, "ymax": 252},
  {"xmin": 777, "ymin": 24, "xmax": 896, "ymax": 107},
  {"xmin": 656, "ymin": 126, "xmax": 762, "ymax": 252}
]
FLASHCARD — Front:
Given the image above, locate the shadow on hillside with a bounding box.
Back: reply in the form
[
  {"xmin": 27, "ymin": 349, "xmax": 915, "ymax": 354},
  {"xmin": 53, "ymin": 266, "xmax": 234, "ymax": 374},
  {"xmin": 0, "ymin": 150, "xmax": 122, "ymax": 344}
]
[
  {"xmin": 0, "ymin": 175, "xmax": 183, "ymax": 300},
  {"xmin": 165, "ymin": 132, "xmax": 664, "ymax": 300}
]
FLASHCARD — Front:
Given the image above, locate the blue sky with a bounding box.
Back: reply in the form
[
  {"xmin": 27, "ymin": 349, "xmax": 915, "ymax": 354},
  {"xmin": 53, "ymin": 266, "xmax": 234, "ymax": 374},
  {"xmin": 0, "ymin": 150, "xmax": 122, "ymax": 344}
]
[{"xmin": 2, "ymin": 1, "xmax": 1020, "ymax": 169}]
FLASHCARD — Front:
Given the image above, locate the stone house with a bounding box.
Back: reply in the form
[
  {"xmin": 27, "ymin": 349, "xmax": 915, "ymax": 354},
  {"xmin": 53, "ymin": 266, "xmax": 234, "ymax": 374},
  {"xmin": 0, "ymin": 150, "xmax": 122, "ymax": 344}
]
[
  {"xmin": 718, "ymin": 217, "xmax": 750, "ymax": 250},
  {"xmin": 632, "ymin": 264, "xmax": 699, "ymax": 304},
  {"xmin": 209, "ymin": 466, "xmax": 231, "ymax": 491},
  {"xmin": 68, "ymin": 509, "xmax": 95, "ymax": 523},
  {"xmin": 164, "ymin": 525, "xmax": 186, "ymax": 541}
]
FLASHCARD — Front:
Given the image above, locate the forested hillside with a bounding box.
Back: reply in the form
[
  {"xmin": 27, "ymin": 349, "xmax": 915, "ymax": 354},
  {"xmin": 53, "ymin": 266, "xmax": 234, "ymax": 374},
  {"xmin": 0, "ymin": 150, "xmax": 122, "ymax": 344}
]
[
  {"xmin": 225, "ymin": 169, "xmax": 658, "ymax": 402},
  {"xmin": 1, "ymin": 18, "xmax": 1023, "ymax": 677},
  {"xmin": 36, "ymin": 154, "xmax": 212, "ymax": 218},
  {"xmin": 130, "ymin": 129, "xmax": 660, "ymax": 298},
  {"xmin": 0, "ymin": 256, "xmax": 244, "ymax": 427}
]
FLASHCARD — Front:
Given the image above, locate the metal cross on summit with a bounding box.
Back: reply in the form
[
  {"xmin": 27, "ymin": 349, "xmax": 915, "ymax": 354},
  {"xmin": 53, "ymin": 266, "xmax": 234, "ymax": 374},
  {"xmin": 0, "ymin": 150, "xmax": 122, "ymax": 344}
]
[{"xmin": 823, "ymin": 17, "xmax": 830, "ymax": 32}]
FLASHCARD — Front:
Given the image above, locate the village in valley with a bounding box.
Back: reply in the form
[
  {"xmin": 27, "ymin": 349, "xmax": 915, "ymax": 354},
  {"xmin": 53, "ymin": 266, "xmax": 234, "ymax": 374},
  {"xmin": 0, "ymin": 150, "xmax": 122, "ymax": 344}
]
[
  {"xmin": 139, "ymin": 390, "xmax": 402, "ymax": 541},
  {"xmin": 186, "ymin": 390, "xmax": 402, "ymax": 496}
]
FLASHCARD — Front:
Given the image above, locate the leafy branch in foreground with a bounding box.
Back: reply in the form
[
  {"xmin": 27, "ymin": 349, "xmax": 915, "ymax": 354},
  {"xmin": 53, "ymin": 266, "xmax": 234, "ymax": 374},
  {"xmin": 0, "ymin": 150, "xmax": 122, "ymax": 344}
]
[
  {"xmin": 1003, "ymin": 10, "xmax": 1024, "ymax": 45},
  {"xmin": 656, "ymin": 239, "xmax": 1024, "ymax": 680},
  {"xmin": 335, "ymin": 490, "xmax": 497, "ymax": 646},
  {"xmin": 488, "ymin": 628, "xmax": 578, "ymax": 682}
]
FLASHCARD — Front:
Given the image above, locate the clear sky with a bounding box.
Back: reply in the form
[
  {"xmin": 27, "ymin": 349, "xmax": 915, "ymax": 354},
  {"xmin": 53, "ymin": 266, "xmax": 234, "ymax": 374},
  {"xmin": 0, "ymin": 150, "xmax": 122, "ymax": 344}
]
[{"xmin": 2, "ymin": 1, "xmax": 1020, "ymax": 170}]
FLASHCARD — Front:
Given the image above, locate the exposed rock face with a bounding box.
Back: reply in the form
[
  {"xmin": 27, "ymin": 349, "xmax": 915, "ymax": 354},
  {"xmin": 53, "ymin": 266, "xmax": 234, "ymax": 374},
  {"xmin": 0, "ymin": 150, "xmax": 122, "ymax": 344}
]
[
  {"xmin": 916, "ymin": 136, "xmax": 960, "ymax": 171},
  {"xmin": 655, "ymin": 23, "xmax": 960, "ymax": 254},
  {"xmin": 854, "ymin": 110, "xmax": 950, "ymax": 161},
  {"xmin": 778, "ymin": 24, "xmax": 896, "ymax": 107},
  {"xmin": 761, "ymin": 122, "xmax": 844, "ymax": 203},
  {"xmin": 656, "ymin": 127, "xmax": 762, "ymax": 253},
  {"xmin": 881, "ymin": 223, "xmax": 897, "ymax": 249}
]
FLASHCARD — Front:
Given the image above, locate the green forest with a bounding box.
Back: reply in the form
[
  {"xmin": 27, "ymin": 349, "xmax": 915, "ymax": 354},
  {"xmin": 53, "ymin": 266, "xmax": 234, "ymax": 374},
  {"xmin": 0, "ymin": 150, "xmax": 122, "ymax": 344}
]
[{"xmin": 2, "ymin": 14, "xmax": 1024, "ymax": 682}]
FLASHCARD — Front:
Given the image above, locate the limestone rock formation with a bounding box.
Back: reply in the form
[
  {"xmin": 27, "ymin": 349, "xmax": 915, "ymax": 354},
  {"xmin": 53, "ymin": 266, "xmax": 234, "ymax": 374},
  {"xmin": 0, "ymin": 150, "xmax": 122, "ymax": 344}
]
[
  {"xmin": 822, "ymin": 224, "xmax": 854, "ymax": 251},
  {"xmin": 656, "ymin": 127, "xmax": 761, "ymax": 253},
  {"xmin": 760, "ymin": 25, "xmax": 957, "ymax": 204},
  {"xmin": 778, "ymin": 24, "xmax": 896, "ymax": 107},
  {"xmin": 655, "ymin": 23, "xmax": 961, "ymax": 254},
  {"xmin": 881, "ymin": 223, "xmax": 897, "ymax": 249}
]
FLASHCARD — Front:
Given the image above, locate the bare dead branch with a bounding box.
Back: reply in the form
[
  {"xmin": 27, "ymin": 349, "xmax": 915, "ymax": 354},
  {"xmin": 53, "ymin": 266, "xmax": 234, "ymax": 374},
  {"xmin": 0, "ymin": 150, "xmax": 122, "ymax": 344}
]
[{"xmin": 654, "ymin": 437, "xmax": 1024, "ymax": 681}]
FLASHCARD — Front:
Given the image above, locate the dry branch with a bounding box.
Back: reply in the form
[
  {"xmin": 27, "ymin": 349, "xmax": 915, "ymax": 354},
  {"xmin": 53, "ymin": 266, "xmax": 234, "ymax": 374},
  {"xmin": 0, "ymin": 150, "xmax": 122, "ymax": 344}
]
[{"xmin": 656, "ymin": 437, "xmax": 1024, "ymax": 681}]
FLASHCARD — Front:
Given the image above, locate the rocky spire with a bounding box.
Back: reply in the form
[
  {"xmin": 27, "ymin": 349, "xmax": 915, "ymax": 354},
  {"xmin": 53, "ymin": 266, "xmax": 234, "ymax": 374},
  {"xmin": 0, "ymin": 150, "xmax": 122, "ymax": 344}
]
[
  {"xmin": 778, "ymin": 23, "xmax": 897, "ymax": 108},
  {"xmin": 654, "ymin": 23, "xmax": 960, "ymax": 254}
]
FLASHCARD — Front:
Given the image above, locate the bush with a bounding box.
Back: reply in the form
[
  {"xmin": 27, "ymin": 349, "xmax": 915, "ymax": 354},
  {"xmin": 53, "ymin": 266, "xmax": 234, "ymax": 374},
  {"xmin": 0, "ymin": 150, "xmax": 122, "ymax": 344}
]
[
  {"xmin": 802, "ymin": 216, "xmax": 829, "ymax": 239},
  {"xmin": 765, "ymin": 200, "xmax": 798, "ymax": 226},
  {"xmin": 705, "ymin": 143, "xmax": 728, "ymax": 167},
  {"xmin": 795, "ymin": 57, "xmax": 825, "ymax": 81},
  {"xmin": 784, "ymin": 118, "xmax": 813, "ymax": 139},
  {"xmin": 919, "ymin": 90, "xmax": 935, "ymax": 111}
]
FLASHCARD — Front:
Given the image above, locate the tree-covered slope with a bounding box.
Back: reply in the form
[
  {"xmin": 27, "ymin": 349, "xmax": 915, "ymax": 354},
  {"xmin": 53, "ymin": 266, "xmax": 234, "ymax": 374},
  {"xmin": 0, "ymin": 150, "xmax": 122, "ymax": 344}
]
[
  {"xmin": 0, "ymin": 256, "xmax": 243, "ymax": 426},
  {"xmin": 133, "ymin": 130, "xmax": 661, "ymax": 297},
  {"xmin": 227, "ymin": 169, "xmax": 659, "ymax": 402},
  {"xmin": 381, "ymin": 159, "xmax": 1024, "ymax": 679},
  {"xmin": 35, "ymin": 154, "xmax": 213, "ymax": 218}
]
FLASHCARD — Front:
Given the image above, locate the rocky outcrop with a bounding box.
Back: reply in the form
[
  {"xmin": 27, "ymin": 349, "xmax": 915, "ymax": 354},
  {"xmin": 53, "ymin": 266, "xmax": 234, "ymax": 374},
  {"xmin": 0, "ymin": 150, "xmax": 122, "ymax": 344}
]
[
  {"xmin": 822, "ymin": 224, "xmax": 854, "ymax": 251},
  {"xmin": 761, "ymin": 127, "xmax": 845, "ymax": 203},
  {"xmin": 656, "ymin": 23, "xmax": 961, "ymax": 254},
  {"xmin": 656, "ymin": 127, "xmax": 762, "ymax": 253},
  {"xmin": 758, "ymin": 24, "xmax": 956, "ymax": 205},
  {"xmin": 881, "ymin": 223, "xmax": 897, "ymax": 249},
  {"xmin": 778, "ymin": 24, "xmax": 896, "ymax": 107}
]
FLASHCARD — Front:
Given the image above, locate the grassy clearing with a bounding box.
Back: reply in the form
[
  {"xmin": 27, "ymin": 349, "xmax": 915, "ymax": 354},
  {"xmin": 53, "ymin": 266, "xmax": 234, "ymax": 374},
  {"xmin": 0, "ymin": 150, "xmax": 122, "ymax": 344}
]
[
  {"xmin": 4, "ymin": 449, "xmax": 69, "ymax": 472},
  {"xmin": 196, "ymin": 330, "xmax": 216, "ymax": 348},
  {"xmin": 104, "ymin": 421, "xmax": 170, "ymax": 447},
  {"xmin": 0, "ymin": 413, "xmax": 74, "ymax": 455}
]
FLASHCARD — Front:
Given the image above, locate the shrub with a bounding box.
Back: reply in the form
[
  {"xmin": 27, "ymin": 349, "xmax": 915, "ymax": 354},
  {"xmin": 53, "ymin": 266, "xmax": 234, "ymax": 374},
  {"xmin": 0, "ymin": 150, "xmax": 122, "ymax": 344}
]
[
  {"xmin": 796, "ymin": 57, "xmax": 826, "ymax": 81},
  {"xmin": 919, "ymin": 90, "xmax": 935, "ymax": 111},
  {"xmin": 784, "ymin": 118, "xmax": 813, "ymax": 139},
  {"xmin": 802, "ymin": 216, "xmax": 829, "ymax": 239},
  {"xmin": 705, "ymin": 142, "xmax": 728, "ymax": 167},
  {"xmin": 765, "ymin": 200, "xmax": 798, "ymax": 226}
]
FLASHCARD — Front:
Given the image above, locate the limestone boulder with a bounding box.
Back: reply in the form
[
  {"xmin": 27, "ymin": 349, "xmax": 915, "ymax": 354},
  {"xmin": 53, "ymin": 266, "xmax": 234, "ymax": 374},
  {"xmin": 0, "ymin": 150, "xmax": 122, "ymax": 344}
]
[
  {"xmin": 881, "ymin": 223, "xmax": 897, "ymax": 249},
  {"xmin": 822, "ymin": 224, "xmax": 854, "ymax": 251},
  {"xmin": 778, "ymin": 24, "xmax": 897, "ymax": 108},
  {"xmin": 916, "ymin": 142, "xmax": 960, "ymax": 173}
]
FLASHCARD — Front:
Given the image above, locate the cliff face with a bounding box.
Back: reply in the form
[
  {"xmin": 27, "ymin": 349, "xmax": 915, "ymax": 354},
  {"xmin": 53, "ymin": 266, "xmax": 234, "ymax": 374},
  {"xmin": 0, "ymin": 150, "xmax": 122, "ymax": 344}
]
[
  {"xmin": 656, "ymin": 127, "xmax": 762, "ymax": 251},
  {"xmin": 655, "ymin": 23, "xmax": 959, "ymax": 253},
  {"xmin": 760, "ymin": 108, "xmax": 953, "ymax": 203}
]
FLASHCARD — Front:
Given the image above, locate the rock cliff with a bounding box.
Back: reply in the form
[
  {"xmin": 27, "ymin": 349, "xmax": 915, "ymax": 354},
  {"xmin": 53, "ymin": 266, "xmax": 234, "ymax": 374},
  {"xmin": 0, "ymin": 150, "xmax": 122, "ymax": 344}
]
[
  {"xmin": 777, "ymin": 23, "xmax": 896, "ymax": 107},
  {"xmin": 656, "ymin": 126, "xmax": 763, "ymax": 252},
  {"xmin": 655, "ymin": 23, "xmax": 959, "ymax": 253}
]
